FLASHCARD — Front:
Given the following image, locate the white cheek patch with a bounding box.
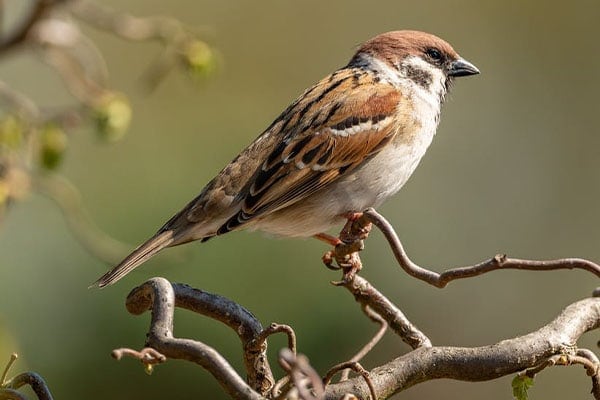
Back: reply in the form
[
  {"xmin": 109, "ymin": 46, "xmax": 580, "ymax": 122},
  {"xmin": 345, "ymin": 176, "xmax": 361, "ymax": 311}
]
[{"xmin": 400, "ymin": 56, "xmax": 446, "ymax": 99}]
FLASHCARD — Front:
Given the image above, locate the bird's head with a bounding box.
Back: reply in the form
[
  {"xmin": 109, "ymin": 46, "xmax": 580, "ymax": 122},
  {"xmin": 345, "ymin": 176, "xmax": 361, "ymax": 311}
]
[{"xmin": 350, "ymin": 30, "xmax": 479, "ymax": 99}]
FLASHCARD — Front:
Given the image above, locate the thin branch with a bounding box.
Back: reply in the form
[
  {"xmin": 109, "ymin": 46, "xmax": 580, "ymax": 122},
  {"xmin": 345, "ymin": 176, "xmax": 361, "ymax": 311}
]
[
  {"xmin": 339, "ymin": 306, "xmax": 387, "ymax": 382},
  {"xmin": 0, "ymin": 354, "xmax": 17, "ymax": 386},
  {"xmin": 125, "ymin": 278, "xmax": 271, "ymax": 398},
  {"xmin": 362, "ymin": 208, "xmax": 600, "ymax": 287},
  {"xmin": 69, "ymin": 0, "xmax": 188, "ymax": 42},
  {"xmin": 111, "ymin": 347, "xmax": 167, "ymax": 364},
  {"xmin": 336, "ymin": 275, "xmax": 431, "ymax": 349},
  {"xmin": 520, "ymin": 351, "xmax": 600, "ymax": 400},
  {"xmin": 323, "ymin": 362, "xmax": 376, "ymax": 400},
  {"xmin": 0, "ymin": 0, "xmax": 65, "ymax": 57},
  {"xmin": 323, "ymin": 296, "xmax": 600, "ymax": 399},
  {"xmin": 0, "ymin": 389, "xmax": 27, "ymax": 400},
  {"xmin": 4, "ymin": 372, "xmax": 53, "ymax": 400},
  {"xmin": 279, "ymin": 349, "xmax": 324, "ymax": 400},
  {"xmin": 250, "ymin": 323, "xmax": 297, "ymax": 356},
  {"xmin": 34, "ymin": 174, "xmax": 132, "ymax": 265}
]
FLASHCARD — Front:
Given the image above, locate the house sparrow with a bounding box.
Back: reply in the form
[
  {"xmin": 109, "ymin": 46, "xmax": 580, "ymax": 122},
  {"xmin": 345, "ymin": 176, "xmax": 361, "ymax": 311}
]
[{"xmin": 94, "ymin": 30, "xmax": 479, "ymax": 287}]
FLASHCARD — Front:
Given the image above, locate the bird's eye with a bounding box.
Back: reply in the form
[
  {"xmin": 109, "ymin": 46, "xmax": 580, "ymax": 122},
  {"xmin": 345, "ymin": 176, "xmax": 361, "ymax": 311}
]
[{"xmin": 425, "ymin": 48, "xmax": 443, "ymax": 62}]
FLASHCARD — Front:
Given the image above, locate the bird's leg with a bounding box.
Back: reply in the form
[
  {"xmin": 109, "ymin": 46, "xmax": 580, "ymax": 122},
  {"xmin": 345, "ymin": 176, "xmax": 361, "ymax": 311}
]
[
  {"xmin": 314, "ymin": 233, "xmax": 343, "ymax": 247},
  {"xmin": 316, "ymin": 211, "xmax": 373, "ymax": 281}
]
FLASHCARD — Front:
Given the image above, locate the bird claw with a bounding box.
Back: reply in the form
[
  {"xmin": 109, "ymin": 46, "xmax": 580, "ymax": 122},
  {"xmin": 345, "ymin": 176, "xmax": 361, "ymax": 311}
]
[
  {"xmin": 318, "ymin": 211, "xmax": 372, "ymax": 281},
  {"xmin": 322, "ymin": 250, "xmax": 340, "ymax": 270},
  {"xmin": 340, "ymin": 212, "xmax": 372, "ymax": 244}
]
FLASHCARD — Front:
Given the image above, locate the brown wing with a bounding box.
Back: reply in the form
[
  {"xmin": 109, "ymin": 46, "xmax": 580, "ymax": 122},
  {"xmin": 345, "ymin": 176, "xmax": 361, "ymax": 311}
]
[{"xmin": 216, "ymin": 68, "xmax": 402, "ymax": 234}]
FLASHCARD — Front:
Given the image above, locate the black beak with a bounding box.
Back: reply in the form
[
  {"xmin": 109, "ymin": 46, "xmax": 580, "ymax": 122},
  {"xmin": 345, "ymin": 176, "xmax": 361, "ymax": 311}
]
[{"xmin": 448, "ymin": 58, "xmax": 480, "ymax": 77}]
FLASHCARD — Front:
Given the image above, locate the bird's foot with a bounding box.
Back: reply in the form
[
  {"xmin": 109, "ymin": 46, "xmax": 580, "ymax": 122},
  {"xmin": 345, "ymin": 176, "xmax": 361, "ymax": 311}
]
[
  {"xmin": 340, "ymin": 212, "xmax": 372, "ymax": 244},
  {"xmin": 317, "ymin": 211, "xmax": 372, "ymax": 281}
]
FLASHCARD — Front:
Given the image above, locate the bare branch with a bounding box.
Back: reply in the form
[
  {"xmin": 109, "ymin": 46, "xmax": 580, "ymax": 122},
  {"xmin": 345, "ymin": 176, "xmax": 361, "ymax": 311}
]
[
  {"xmin": 339, "ymin": 307, "xmax": 387, "ymax": 382},
  {"xmin": 279, "ymin": 349, "xmax": 324, "ymax": 400},
  {"xmin": 35, "ymin": 174, "xmax": 132, "ymax": 264},
  {"xmin": 111, "ymin": 347, "xmax": 167, "ymax": 364},
  {"xmin": 324, "ymin": 362, "xmax": 376, "ymax": 400},
  {"xmin": 362, "ymin": 208, "xmax": 600, "ymax": 287},
  {"xmin": 125, "ymin": 278, "xmax": 270, "ymax": 399},
  {"xmin": 0, "ymin": 389, "xmax": 28, "ymax": 400},
  {"xmin": 336, "ymin": 275, "xmax": 431, "ymax": 349},
  {"xmin": 3, "ymin": 372, "xmax": 53, "ymax": 400},
  {"xmin": 0, "ymin": 354, "xmax": 17, "ymax": 387},
  {"xmin": 0, "ymin": 0, "xmax": 66, "ymax": 57},
  {"xmin": 250, "ymin": 323, "xmax": 297, "ymax": 355},
  {"xmin": 324, "ymin": 296, "xmax": 600, "ymax": 399}
]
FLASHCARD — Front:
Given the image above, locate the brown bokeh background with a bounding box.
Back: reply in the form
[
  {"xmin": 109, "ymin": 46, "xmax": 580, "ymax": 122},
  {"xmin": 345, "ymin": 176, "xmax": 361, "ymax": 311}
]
[{"xmin": 1, "ymin": 0, "xmax": 599, "ymax": 399}]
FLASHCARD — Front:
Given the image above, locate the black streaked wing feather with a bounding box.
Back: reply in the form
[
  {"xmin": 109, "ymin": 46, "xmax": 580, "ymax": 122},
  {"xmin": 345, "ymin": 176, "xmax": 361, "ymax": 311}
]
[{"xmin": 216, "ymin": 70, "xmax": 402, "ymax": 234}]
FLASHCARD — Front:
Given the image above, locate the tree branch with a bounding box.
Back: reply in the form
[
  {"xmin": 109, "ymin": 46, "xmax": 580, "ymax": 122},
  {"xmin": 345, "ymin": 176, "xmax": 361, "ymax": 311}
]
[
  {"xmin": 335, "ymin": 275, "xmax": 431, "ymax": 349},
  {"xmin": 361, "ymin": 208, "xmax": 600, "ymax": 287},
  {"xmin": 119, "ymin": 275, "xmax": 600, "ymax": 400},
  {"xmin": 324, "ymin": 295, "xmax": 600, "ymax": 399},
  {"xmin": 0, "ymin": 0, "xmax": 66, "ymax": 57},
  {"xmin": 124, "ymin": 278, "xmax": 272, "ymax": 398}
]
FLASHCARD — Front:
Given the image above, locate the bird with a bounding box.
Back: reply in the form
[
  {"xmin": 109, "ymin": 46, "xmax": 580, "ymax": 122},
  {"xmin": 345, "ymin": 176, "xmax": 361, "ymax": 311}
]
[{"xmin": 93, "ymin": 30, "xmax": 479, "ymax": 288}]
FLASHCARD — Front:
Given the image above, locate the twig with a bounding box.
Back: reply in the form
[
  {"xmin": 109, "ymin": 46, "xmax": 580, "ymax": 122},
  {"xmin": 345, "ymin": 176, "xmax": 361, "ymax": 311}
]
[
  {"xmin": 362, "ymin": 208, "xmax": 600, "ymax": 287},
  {"xmin": 339, "ymin": 306, "xmax": 387, "ymax": 382},
  {"xmin": 324, "ymin": 362, "xmax": 376, "ymax": 400},
  {"xmin": 336, "ymin": 275, "xmax": 431, "ymax": 349},
  {"xmin": 0, "ymin": 0, "xmax": 65, "ymax": 57},
  {"xmin": 0, "ymin": 354, "xmax": 17, "ymax": 386},
  {"xmin": 0, "ymin": 389, "xmax": 27, "ymax": 400},
  {"xmin": 34, "ymin": 174, "xmax": 132, "ymax": 264},
  {"xmin": 250, "ymin": 323, "xmax": 297, "ymax": 355},
  {"xmin": 111, "ymin": 347, "xmax": 167, "ymax": 364},
  {"xmin": 520, "ymin": 351, "xmax": 600, "ymax": 400},
  {"xmin": 279, "ymin": 349, "xmax": 324, "ymax": 400}
]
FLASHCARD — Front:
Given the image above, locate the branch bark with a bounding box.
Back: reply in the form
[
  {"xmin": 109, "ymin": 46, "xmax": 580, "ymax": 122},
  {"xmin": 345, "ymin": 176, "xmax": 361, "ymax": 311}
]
[
  {"xmin": 362, "ymin": 208, "xmax": 600, "ymax": 286},
  {"xmin": 120, "ymin": 276, "xmax": 600, "ymax": 400},
  {"xmin": 324, "ymin": 296, "xmax": 600, "ymax": 399},
  {"xmin": 125, "ymin": 278, "xmax": 273, "ymax": 398}
]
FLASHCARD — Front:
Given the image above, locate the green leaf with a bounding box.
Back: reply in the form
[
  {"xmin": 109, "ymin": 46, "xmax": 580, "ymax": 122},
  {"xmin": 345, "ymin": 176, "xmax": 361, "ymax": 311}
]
[{"xmin": 512, "ymin": 375, "xmax": 534, "ymax": 400}]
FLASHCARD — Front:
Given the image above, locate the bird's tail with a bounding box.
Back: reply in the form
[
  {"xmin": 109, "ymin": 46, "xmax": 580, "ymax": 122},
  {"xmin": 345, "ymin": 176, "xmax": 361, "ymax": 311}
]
[{"xmin": 91, "ymin": 231, "xmax": 175, "ymax": 288}]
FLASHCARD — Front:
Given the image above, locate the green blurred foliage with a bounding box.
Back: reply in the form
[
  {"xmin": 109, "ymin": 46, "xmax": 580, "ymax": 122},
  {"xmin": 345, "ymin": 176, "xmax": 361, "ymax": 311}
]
[
  {"xmin": 39, "ymin": 123, "xmax": 68, "ymax": 170},
  {"xmin": 92, "ymin": 92, "xmax": 132, "ymax": 143},
  {"xmin": 0, "ymin": 1, "xmax": 599, "ymax": 399}
]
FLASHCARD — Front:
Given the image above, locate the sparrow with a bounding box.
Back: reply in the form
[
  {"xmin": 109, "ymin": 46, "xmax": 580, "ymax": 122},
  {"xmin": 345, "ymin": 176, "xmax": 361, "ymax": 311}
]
[{"xmin": 94, "ymin": 30, "xmax": 479, "ymax": 288}]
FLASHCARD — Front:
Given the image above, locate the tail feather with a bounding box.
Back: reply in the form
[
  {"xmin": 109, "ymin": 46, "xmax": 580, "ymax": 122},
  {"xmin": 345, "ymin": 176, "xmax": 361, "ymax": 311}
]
[{"xmin": 92, "ymin": 231, "xmax": 175, "ymax": 288}]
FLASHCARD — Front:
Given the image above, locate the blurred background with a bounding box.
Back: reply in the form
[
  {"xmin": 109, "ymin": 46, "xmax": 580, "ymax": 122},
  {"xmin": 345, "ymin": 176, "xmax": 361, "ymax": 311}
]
[{"xmin": 0, "ymin": 0, "xmax": 599, "ymax": 399}]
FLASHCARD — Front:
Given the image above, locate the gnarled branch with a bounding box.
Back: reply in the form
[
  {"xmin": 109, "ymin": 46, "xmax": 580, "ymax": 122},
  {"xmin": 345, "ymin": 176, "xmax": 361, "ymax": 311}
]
[{"xmin": 362, "ymin": 208, "xmax": 600, "ymax": 286}]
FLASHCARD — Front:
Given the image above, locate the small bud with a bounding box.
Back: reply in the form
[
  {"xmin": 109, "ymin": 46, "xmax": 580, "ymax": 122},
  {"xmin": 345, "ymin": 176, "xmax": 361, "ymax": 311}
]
[
  {"xmin": 0, "ymin": 115, "xmax": 24, "ymax": 149},
  {"xmin": 39, "ymin": 123, "xmax": 68, "ymax": 170},
  {"xmin": 92, "ymin": 92, "xmax": 132, "ymax": 142},
  {"xmin": 144, "ymin": 363, "xmax": 154, "ymax": 375},
  {"xmin": 181, "ymin": 40, "xmax": 216, "ymax": 80}
]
